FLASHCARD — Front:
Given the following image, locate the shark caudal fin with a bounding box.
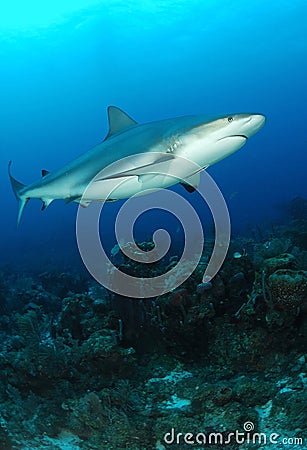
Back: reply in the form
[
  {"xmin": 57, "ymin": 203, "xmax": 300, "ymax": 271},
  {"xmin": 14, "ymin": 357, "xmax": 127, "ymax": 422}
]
[{"xmin": 8, "ymin": 161, "xmax": 28, "ymax": 226}]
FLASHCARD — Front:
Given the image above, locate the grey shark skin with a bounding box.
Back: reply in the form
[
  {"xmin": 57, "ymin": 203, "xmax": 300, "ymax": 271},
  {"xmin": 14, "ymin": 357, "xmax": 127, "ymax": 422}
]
[{"xmin": 9, "ymin": 106, "xmax": 265, "ymax": 225}]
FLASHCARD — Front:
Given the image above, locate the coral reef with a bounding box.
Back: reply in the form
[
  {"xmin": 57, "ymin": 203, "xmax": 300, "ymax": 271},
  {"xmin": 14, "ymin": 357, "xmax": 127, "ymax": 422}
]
[
  {"xmin": 263, "ymin": 252, "xmax": 297, "ymax": 275},
  {"xmin": 265, "ymin": 269, "xmax": 307, "ymax": 328},
  {"xmin": 0, "ymin": 207, "xmax": 306, "ymax": 448}
]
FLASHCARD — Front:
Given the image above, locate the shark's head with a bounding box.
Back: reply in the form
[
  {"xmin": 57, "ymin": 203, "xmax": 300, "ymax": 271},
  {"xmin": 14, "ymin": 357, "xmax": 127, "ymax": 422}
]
[{"xmin": 176, "ymin": 113, "xmax": 266, "ymax": 167}]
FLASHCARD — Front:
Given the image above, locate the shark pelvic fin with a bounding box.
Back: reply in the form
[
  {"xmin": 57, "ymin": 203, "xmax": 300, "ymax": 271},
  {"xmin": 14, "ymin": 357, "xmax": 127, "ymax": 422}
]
[
  {"xmin": 41, "ymin": 198, "xmax": 53, "ymax": 211},
  {"xmin": 64, "ymin": 195, "xmax": 80, "ymax": 204},
  {"xmin": 104, "ymin": 106, "xmax": 138, "ymax": 140},
  {"xmin": 8, "ymin": 161, "xmax": 28, "ymax": 226},
  {"xmin": 42, "ymin": 169, "xmax": 50, "ymax": 177},
  {"xmin": 64, "ymin": 196, "xmax": 91, "ymax": 208}
]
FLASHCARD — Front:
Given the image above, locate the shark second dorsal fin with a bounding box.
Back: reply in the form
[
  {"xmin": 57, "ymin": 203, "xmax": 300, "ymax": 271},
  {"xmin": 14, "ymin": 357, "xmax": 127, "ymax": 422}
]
[{"xmin": 104, "ymin": 106, "xmax": 138, "ymax": 140}]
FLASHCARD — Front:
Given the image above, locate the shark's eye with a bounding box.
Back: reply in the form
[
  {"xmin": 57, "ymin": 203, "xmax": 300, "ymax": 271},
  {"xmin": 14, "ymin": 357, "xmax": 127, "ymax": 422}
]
[{"xmin": 228, "ymin": 116, "xmax": 233, "ymax": 123}]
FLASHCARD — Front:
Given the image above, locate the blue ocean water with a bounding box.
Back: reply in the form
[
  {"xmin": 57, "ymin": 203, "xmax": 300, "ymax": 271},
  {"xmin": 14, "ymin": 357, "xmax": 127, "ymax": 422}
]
[{"xmin": 0, "ymin": 0, "xmax": 306, "ymax": 272}]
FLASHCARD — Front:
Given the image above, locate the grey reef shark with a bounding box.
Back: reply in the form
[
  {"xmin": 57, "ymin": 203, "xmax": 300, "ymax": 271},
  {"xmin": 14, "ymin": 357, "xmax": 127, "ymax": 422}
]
[{"xmin": 9, "ymin": 106, "xmax": 265, "ymax": 225}]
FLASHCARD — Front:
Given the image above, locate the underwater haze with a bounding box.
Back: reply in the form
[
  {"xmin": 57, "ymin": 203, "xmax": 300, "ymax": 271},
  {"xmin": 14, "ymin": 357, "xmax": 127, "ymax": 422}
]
[{"xmin": 0, "ymin": 0, "xmax": 306, "ymax": 271}]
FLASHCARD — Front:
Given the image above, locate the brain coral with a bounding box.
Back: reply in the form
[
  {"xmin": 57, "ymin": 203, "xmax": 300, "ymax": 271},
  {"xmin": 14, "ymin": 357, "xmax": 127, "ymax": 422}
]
[
  {"xmin": 268, "ymin": 270, "xmax": 307, "ymax": 312},
  {"xmin": 264, "ymin": 270, "xmax": 307, "ymax": 329}
]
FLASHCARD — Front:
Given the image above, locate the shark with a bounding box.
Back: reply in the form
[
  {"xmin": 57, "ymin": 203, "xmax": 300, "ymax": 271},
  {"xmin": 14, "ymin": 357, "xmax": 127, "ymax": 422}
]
[{"xmin": 9, "ymin": 106, "xmax": 265, "ymax": 225}]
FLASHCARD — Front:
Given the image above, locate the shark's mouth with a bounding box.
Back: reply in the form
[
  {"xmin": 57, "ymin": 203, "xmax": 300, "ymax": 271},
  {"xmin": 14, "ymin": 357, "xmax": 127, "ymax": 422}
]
[
  {"xmin": 230, "ymin": 134, "xmax": 248, "ymax": 139},
  {"xmin": 218, "ymin": 134, "xmax": 248, "ymax": 141}
]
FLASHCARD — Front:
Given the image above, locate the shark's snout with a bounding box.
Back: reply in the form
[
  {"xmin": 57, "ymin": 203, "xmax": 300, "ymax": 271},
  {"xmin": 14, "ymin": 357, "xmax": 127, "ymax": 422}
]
[{"xmin": 243, "ymin": 114, "xmax": 266, "ymax": 138}]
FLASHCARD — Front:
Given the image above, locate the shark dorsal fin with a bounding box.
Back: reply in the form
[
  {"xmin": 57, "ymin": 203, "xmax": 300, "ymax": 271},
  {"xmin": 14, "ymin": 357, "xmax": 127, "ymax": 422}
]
[
  {"xmin": 42, "ymin": 169, "xmax": 50, "ymax": 177},
  {"xmin": 105, "ymin": 106, "xmax": 138, "ymax": 140}
]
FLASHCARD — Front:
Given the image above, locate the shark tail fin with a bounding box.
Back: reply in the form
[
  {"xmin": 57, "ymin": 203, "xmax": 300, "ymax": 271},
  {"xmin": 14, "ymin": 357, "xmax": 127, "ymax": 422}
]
[{"xmin": 8, "ymin": 161, "xmax": 28, "ymax": 226}]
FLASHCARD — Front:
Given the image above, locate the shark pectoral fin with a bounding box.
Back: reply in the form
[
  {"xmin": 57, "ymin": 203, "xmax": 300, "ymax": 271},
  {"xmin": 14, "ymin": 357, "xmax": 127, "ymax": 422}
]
[
  {"xmin": 104, "ymin": 106, "xmax": 138, "ymax": 140},
  {"xmin": 95, "ymin": 154, "xmax": 175, "ymax": 181},
  {"xmin": 138, "ymin": 173, "xmax": 161, "ymax": 185},
  {"xmin": 180, "ymin": 183, "xmax": 196, "ymax": 193},
  {"xmin": 180, "ymin": 172, "xmax": 201, "ymax": 193},
  {"xmin": 41, "ymin": 169, "xmax": 50, "ymax": 177}
]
